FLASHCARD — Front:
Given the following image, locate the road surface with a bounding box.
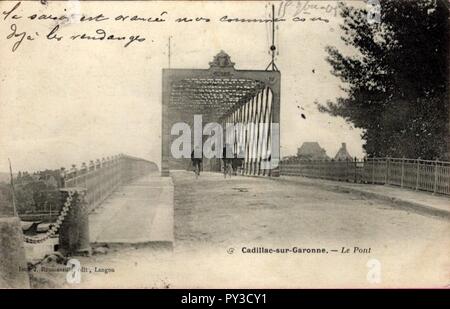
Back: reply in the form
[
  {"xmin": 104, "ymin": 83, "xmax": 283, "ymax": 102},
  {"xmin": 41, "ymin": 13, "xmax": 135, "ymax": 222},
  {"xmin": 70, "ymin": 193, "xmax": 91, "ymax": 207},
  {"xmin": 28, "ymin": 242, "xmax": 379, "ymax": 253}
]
[
  {"xmin": 32, "ymin": 171, "xmax": 449, "ymax": 288},
  {"xmin": 173, "ymin": 171, "xmax": 448, "ymax": 249},
  {"xmin": 170, "ymin": 171, "xmax": 449, "ymax": 288}
]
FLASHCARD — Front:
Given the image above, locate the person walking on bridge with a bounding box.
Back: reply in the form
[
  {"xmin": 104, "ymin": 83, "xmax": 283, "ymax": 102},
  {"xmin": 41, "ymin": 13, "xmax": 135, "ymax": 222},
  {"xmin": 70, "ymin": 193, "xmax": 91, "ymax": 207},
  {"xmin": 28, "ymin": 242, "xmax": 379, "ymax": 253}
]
[
  {"xmin": 191, "ymin": 145, "xmax": 203, "ymax": 178},
  {"xmin": 222, "ymin": 143, "xmax": 233, "ymax": 178},
  {"xmin": 232, "ymin": 146, "xmax": 245, "ymax": 175}
]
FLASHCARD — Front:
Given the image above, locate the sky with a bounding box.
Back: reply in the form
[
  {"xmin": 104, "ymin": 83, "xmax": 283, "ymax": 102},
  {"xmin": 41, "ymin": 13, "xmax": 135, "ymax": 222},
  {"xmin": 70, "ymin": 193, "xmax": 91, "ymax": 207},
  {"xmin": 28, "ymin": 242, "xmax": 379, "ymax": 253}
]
[{"xmin": 0, "ymin": 0, "xmax": 366, "ymax": 172}]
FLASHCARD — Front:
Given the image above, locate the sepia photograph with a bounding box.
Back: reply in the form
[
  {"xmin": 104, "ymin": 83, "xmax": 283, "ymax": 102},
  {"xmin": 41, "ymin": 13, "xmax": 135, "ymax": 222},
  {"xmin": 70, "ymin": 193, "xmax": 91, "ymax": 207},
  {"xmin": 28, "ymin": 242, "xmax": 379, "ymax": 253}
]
[{"xmin": 0, "ymin": 0, "xmax": 449, "ymax": 293}]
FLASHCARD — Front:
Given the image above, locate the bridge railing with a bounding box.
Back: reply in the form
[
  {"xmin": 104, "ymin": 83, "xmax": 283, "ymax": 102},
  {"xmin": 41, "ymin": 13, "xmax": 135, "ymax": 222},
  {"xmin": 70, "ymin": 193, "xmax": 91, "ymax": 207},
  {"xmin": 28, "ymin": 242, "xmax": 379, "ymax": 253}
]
[
  {"xmin": 63, "ymin": 154, "xmax": 158, "ymax": 211},
  {"xmin": 280, "ymin": 157, "xmax": 450, "ymax": 196}
]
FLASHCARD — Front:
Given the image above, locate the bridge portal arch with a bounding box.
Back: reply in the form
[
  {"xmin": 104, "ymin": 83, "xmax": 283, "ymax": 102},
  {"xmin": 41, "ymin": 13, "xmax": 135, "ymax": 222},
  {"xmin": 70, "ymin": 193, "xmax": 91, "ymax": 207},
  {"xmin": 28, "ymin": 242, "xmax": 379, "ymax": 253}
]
[{"xmin": 161, "ymin": 51, "xmax": 280, "ymax": 177}]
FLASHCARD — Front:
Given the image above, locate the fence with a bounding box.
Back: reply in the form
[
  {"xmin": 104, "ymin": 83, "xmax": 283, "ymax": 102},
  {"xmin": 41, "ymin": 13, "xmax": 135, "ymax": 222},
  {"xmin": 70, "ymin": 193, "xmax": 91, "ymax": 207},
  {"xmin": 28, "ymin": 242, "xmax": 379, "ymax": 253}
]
[
  {"xmin": 63, "ymin": 154, "xmax": 158, "ymax": 211},
  {"xmin": 280, "ymin": 157, "xmax": 450, "ymax": 196}
]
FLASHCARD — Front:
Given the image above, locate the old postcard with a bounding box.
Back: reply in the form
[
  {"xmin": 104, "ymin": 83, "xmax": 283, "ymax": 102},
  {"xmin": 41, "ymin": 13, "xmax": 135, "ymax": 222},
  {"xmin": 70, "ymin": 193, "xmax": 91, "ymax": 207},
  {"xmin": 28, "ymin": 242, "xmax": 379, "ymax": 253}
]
[{"xmin": 0, "ymin": 0, "xmax": 449, "ymax": 290}]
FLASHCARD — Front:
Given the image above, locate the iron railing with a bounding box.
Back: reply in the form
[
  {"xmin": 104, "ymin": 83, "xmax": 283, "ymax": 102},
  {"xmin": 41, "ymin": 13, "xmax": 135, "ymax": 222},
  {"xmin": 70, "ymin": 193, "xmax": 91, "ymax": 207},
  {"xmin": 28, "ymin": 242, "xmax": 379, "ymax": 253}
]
[
  {"xmin": 280, "ymin": 157, "xmax": 450, "ymax": 196},
  {"xmin": 64, "ymin": 154, "xmax": 158, "ymax": 211}
]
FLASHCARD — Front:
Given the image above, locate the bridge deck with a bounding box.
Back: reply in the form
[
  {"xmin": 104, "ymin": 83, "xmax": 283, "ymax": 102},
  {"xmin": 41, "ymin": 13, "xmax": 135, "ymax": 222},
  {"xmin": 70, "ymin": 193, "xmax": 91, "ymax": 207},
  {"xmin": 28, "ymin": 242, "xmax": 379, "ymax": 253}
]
[
  {"xmin": 173, "ymin": 171, "xmax": 449, "ymax": 250},
  {"xmin": 53, "ymin": 171, "xmax": 448, "ymax": 288},
  {"xmin": 89, "ymin": 173, "xmax": 173, "ymax": 244}
]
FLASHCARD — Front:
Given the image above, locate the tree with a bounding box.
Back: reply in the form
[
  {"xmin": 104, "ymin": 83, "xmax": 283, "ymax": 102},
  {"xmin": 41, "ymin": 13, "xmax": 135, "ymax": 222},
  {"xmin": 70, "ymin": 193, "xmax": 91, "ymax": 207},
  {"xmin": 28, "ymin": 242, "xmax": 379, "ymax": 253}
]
[
  {"xmin": 0, "ymin": 184, "xmax": 13, "ymax": 215},
  {"xmin": 319, "ymin": 0, "xmax": 449, "ymax": 159}
]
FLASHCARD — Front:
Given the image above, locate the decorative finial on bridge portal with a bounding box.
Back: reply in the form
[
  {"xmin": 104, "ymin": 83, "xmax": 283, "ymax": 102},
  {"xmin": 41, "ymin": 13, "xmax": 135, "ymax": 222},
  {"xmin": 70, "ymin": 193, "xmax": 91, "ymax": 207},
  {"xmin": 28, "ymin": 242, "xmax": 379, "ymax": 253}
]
[{"xmin": 209, "ymin": 50, "xmax": 235, "ymax": 69}]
